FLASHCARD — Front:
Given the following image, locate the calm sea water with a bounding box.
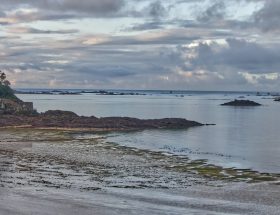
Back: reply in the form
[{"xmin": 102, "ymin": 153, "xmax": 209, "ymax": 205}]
[{"xmin": 17, "ymin": 91, "xmax": 280, "ymax": 173}]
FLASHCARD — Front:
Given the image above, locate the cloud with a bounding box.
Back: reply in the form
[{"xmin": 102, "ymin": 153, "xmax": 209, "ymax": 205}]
[
  {"xmin": 0, "ymin": 0, "xmax": 125, "ymax": 16},
  {"xmin": 0, "ymin": 0, "xmax": 128, "ymax": 26},
  {"xmin": 2, "ymin": 26, "xmax": 279, "ymax": 90},
  {"xmin": 148, "ymin": 1, "xmax": 168, "ymax": 19},
  {"xmin": 83, "ymin": 29, "xmax": 200, "ymax": 46},
  {"xmin": 125, "ymin": 21, "xmax": 165, "ymax": 31},
  {"xmin": 1, "ymin": 0, "xmax": 280, "ymax": 90},
  {"xmin": 197, "ymin": 1, "xmax": 226, "ymax": 22},
  {"xmin": 188, "ymin": 39, "xmax": 280, "ymax": 74},
  {"xmin": 253, "ymin": 0, "xmax": 280, "ymax": 32},
  {"xmin": 7, "ymin": 27, "xmax": 79, "ymax": 34},
  {"xmin": 0, "ymin": 8, "xmax": 78, "ymax": 25}
]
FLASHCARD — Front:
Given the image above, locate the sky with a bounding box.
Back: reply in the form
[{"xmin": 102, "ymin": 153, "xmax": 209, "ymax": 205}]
[{"xmin": 0, "ymin": 0, "xmax": 280, "ymax": 91}]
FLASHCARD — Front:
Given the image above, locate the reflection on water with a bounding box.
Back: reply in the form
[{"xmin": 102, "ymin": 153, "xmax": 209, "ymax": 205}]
[{"xmin": 17, "ymin": 92, "xmax": 280, "ymax": 173}]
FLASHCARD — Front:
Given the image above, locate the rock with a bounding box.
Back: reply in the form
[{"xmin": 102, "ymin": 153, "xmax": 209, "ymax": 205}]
[
  {"xmin": 221, "ymin": 100, "xmax": 261, "ymax": 106},
  {"xmin": 0, "ymin": 110, "xmax": 204, "ymax": 130},
  {"xmin": 44, "ymin": 110, "xmax": 78, "ymax": 118}
]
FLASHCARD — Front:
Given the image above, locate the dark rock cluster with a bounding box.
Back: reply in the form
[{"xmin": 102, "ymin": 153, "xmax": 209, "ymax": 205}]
[
  {"xmin": 221, "ymin": 100, "xmax": 261, "ymax": 106},
  {"xmin": 0, "ymin": 110, "xmax": 203, "ymax": 130}
]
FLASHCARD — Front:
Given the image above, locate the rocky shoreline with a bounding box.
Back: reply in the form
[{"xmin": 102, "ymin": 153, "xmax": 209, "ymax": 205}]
[{"xmin": 0, "ymin": 110, "xmax": 204, "ymax": 131}]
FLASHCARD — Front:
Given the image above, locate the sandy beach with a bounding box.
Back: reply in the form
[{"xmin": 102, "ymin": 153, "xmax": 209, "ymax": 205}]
[{"xmin": 0, "ymin": 129, "xmax": 279, "ymax": 215}]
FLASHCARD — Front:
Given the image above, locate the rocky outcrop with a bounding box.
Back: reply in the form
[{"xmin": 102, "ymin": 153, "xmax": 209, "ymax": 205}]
[
  {"xmin": 221, "ymin": 100, "xmax": 261, "ymax": 106},
  {"xmin": 0, "ymin": 110, "xmax": 204, "ymax": 131},
  {"xmin": 43, "ymin": 110, "xmax": 79, "ymax": 118},
  {"xmin": 0, "ymin": 73, "xmax": 34, "ymax": 114},
  {"xmin": 0, "ymin": 98, "xmax": 34, "ymax": 114}
]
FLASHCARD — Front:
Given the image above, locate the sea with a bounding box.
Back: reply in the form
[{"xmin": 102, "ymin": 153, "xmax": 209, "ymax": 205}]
[{"xmin": 16, "ymin": 89, "xmax": 280, "ymax": 174}]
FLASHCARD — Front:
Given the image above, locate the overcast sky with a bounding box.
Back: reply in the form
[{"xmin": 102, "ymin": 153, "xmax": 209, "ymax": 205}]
[{"xmin": 0, "ymin": 0, "xmax": 280, "ymax": 91}]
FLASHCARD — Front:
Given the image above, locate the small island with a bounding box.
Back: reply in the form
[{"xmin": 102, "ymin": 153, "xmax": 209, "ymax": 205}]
[
  {"xmin": 221, "ymin": 99, "xmax": 261, "ymax": 106},
  {"xmin": 0, "ymin": 72, "xmax": 204, "ymax": 131}
]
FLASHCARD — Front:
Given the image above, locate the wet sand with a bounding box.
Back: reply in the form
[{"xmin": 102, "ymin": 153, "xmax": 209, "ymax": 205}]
[
  {"xmin": 0, "ymin": 129, "xmax": 279, "ymax": 214},
  {"xmin": 1, "ymin": 183, "xmax": 279, "ymax": 215}
]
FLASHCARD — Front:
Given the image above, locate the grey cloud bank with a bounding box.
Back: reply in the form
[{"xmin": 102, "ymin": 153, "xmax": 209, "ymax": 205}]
[{"xmin": 0, "ymin": 0, "xmax": 279, "ymax": 91}]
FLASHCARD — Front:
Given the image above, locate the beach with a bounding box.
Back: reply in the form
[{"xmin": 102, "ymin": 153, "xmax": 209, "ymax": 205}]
[
  {"xmin": 0, "ymin": 91, "xmax": 279, "ymax": 214},
  {"xmin": 0, "ymin": 127, "xmax": 279, "ymax": 215}
]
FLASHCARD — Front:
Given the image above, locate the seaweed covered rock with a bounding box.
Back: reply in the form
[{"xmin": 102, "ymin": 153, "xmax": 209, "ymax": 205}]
[
  {"xmin": 221, "ymin": 100, "xmax": 261, "ymax": 106},
  {"xmin": 44, "ymin": 110, "xmax": 79, "ymax": 118}
]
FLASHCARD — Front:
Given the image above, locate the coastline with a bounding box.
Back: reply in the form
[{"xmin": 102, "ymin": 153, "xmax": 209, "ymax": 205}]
[
  {"xmin": 0, "ymin": 128, "xmax": 279, "ymax": 215},
  {"xmin": 1, "ymin": 94, "xmax": 280, "ymax": 214}
]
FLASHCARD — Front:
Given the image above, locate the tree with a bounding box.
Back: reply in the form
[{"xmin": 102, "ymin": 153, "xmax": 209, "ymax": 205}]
[
  {"xmin": 0, "ymin": 71, "xmax": 11, "ymax": 86},
  {"xmin": 0, "ymin": 70, "xmax": 18, "ymax": 100},
  {"xmin": 0, "ymin": 71, "xmax": 7, "ymax": 85},
  {"xmin": 3, "ymin": 80, "xmax": 11, "ymax": 86}
]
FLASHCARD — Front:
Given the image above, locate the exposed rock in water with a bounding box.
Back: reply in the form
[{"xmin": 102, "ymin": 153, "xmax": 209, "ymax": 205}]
[
  {"xmin": 221, "ymin": 100, "xmax": 261, "ymax": 106},
  {"xmin": 274, "ymin": 97, "xmax": 280, "ymax": 102},
  {"xmin": 0, "ymin": 110, "xmax": 204, "ymax": 131}
]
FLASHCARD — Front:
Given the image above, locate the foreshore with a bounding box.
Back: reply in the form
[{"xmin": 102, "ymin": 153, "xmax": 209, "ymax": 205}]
[{"xmin": 0, "ymin": 128, "xmax": 279, "ymax": 215}]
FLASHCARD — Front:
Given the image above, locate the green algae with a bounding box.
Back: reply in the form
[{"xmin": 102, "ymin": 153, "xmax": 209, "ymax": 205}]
[{"xmin": 168, "ymin": 162, "xmax": 279, "ymax": 183}]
